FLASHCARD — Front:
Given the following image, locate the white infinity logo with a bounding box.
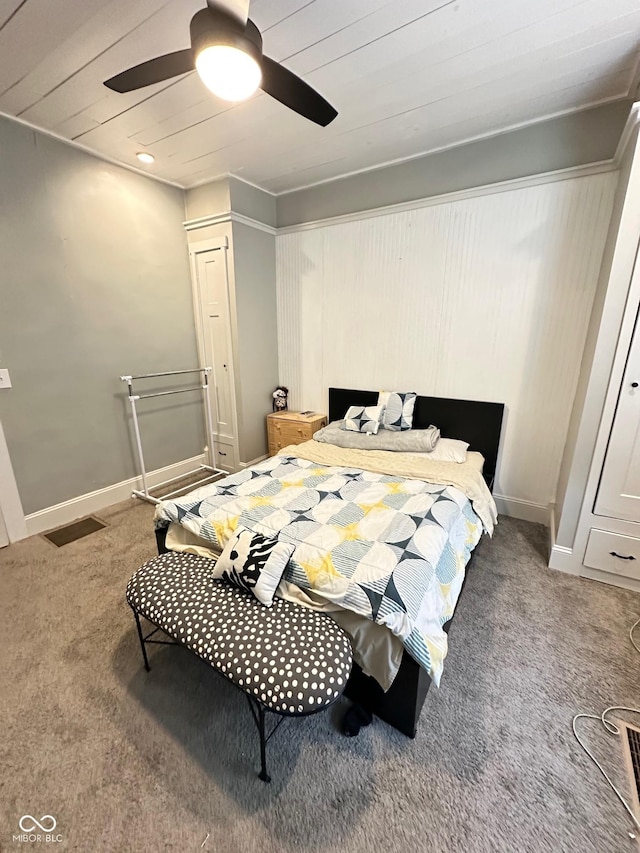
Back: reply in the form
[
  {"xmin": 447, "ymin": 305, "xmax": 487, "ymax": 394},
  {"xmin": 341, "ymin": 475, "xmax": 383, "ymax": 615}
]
[{"xmin": 19, "ymin": 815, "xmax": 57, "ymax": 832}]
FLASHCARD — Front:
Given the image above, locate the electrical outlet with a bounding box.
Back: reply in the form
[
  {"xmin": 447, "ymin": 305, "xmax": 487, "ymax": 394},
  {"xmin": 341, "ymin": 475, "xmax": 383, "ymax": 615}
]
[{"xmin": 0, "ymin": 369, "xmax": 12, "ymax": 389}]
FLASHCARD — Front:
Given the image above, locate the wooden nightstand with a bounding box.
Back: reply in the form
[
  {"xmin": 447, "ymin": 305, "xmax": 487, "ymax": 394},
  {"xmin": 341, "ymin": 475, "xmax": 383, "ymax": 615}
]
[{"xmin": 267, "ymin": 411, "xmax": 327, "ymax": 456}]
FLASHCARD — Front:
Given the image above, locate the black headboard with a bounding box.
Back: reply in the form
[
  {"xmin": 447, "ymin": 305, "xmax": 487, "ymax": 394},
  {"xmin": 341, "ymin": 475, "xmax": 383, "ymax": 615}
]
[{"xmin": 328, "ymin": 387, "xmax": 504, "ymax": 488}]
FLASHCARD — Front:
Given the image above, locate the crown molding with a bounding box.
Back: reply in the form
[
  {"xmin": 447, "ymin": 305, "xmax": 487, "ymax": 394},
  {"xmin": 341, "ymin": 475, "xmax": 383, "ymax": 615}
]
[
  {"xmin": 273, "ymin": 95, "xmax": 627, "ymax": 197},
  {"xmin": 613, "ymin": 101, "xmax": 640, "ymax": 165},
  {"xmin": 3, "ymin": 97, "xmax": 633, "ymax": 204},
  {"xmin": 0, "ymin": 110, "xmax": 184, "ymax": 190},
  {"xmin": 183, "ymin": 210, "xmax": 276, "ymax": 235},
  {"xmin": 276, "ymin": 160, "xmax": 617, "ymax": 235},
  {"xmin": 227, "ymin": 173, "xmax": 277, "ymax": 197}
]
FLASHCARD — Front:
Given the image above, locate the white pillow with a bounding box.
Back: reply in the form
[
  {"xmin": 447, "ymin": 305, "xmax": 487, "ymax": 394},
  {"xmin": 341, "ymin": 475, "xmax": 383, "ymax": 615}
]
[
  {"xmin": 406, "ymin": 438, "xmax": 469, "ymax": 463},
  {"xmin": 343, "ymin": 404, "xmax": 385, "ymax": 434}
]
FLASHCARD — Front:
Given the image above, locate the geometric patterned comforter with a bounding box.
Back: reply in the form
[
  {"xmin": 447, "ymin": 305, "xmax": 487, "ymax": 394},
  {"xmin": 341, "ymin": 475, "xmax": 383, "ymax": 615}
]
[{"xmin": 154, "ymin": 452, "xmax": 484, "ymax": 685}]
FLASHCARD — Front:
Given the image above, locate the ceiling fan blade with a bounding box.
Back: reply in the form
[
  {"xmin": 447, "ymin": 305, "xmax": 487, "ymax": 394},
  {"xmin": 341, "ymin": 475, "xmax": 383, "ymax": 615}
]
[
  {"xmin": 206, "ymin": 0, "xmax": 249, "ymax": 26},
  {"xmin": 104, "ymin": 49, "xmax": 194, "ymax": 93},
  {"xmin": 261, "ymin": 56, "xmax": 337, "ymax": 127}
]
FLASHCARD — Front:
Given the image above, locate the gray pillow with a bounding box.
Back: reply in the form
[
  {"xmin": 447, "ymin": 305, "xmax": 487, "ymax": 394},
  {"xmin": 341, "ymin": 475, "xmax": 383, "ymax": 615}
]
[{"xmin": 314, "ymin": 420, "xmax": 440, "ymax": 452}]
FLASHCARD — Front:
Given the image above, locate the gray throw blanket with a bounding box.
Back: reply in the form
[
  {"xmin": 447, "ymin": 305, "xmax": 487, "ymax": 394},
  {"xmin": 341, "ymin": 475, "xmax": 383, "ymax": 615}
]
[{"xmin": 314, "ymin": 420, "xmax": 440, "ymax": 452}]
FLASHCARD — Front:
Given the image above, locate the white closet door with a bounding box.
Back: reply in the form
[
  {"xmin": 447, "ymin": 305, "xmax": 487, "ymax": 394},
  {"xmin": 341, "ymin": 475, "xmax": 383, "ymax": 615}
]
[
  {"xmin": 0, "ymin": 418, "xmax": 27, "ymax": 544},
  {"xmin": 595, "ymin": 306, "xmax": 640, "ymax": 521},
  {"xmin": 194, "ymin": 247, "xmax": 235, "ymax": 440}
]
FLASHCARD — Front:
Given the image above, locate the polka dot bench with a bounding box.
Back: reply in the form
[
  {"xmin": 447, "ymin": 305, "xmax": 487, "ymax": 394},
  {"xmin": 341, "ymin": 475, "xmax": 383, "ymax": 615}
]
[{"xmin": 126, "ymin": 551, "xmax": 353, "ymax": 782}]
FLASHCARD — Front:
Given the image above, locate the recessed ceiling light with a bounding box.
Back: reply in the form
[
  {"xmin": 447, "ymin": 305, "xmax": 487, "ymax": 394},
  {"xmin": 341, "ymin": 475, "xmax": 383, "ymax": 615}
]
[{"xmin": 136, "ymin": 152, "xmax": 155, "ymax": 164}]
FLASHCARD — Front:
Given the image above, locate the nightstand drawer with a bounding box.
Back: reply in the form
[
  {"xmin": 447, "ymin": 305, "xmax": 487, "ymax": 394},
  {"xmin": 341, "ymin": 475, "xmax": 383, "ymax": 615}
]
[
  {"xmin": 583, "ymin": 529, "xmax": 640, "ymax": 580},
  {"xmin": 267, "ymin": 432, "xmax": 310, "ymax": 455},
  {"xmin": 268, "ymin": 421, "xmax": 313, "ymax": 444},
  {"xmin": 268, "ymin": 437, "xmax": 286, "ymax": 455}
]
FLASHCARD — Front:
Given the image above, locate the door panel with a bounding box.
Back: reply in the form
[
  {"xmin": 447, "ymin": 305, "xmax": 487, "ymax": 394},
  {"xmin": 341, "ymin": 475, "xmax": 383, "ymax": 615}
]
[
  {"xmin": 0, "ymin": 418, "xmax": 27, "ymax": 544},
  {"xmin": 194, "ymin": 248, "xmax": 235, "ymax": 440},
  {"xmin": 595, "ymin": 308, "xmax": 640, "ymax": 521}
]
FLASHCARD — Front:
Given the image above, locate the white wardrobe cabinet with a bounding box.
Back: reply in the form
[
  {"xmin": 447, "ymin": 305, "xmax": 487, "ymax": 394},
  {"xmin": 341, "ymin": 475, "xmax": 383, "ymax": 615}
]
[
  {"xmin": 583, "ymin": 300, "xmax": 640, "ymax": 585},
  {"xmin": 583, "ymin": 529, "xmax": 640, "ymax": 581},
  {"xmin": 550, "ymin": 106, "xmax": 640, "ymax": 593},
  {"xmin": 595, "ymin": 310, "xmax": 640, "ymax": 523},
  {"xmin": 573, "ymin": 249, "xmax": 640, "ymax": 589}
]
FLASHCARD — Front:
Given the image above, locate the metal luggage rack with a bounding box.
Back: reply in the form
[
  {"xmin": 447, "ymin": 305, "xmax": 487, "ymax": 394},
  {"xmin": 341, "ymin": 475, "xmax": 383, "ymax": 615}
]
[{"xmin": 121, "ymin": 368, "xmax": 226, "ymax": 504}]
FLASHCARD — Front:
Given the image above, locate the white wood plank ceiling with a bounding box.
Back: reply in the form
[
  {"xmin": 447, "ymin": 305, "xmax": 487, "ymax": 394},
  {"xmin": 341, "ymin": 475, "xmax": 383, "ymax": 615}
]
[{"xmin": 1, "ymin": 0, "xmax": 639, "ymax": 193}]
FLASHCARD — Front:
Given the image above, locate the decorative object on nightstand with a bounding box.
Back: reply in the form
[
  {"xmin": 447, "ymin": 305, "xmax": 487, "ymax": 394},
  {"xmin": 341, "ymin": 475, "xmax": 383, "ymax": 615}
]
[
  {"xmin": 272, "ymin": 385, "xmax": 289, "ymax": 412},
  {"xmin": 267, "ymin": 411, "xmax": 327, "ymax": 456}
]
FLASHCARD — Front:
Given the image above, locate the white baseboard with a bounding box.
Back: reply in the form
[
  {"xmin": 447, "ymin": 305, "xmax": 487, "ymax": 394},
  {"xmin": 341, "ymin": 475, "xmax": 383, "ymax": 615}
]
[
  {"xmin": 549, "ymin": 543, "xmax": 640, "ymax": 587},
  {"xmin": 238, "ymin": 453, "xmax": 268, "ymax": 469},
  {"xmin": 548, "ymin": 544, "xmax": 580, "ymax": 574},
  {"xmin": 24, "ymin": 454, "xmax": 206, "ymax": 538},
  {"xmin": 580, "ymin": 565, "xmax": 640, "ymax": 593},
  {"xmin": 546, "ymin": 505, "xmax": 580, "ymax": 573},
  {"xmin": 494, "ymin": 494, "xmax": 550, "ymax": 525},
  {"xmin": 548, "ymin": 503, "xmax": 556, "ymax": 548},
  {"xmin": 19, "ymin": 465, "xmax": 551, "ymax": 543}
]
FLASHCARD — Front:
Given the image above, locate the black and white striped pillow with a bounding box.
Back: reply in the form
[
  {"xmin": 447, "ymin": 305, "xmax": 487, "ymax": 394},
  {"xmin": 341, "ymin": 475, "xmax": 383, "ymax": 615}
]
[{"xmin": 212, "ymin": 527, "xmax": 294, "ymax": 607}]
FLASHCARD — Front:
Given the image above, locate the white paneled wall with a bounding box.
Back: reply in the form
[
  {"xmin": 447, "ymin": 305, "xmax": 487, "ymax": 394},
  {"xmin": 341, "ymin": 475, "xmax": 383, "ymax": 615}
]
[{"xmin": 276, "ymin": 172, "xmax": 617, "ymax": 517}]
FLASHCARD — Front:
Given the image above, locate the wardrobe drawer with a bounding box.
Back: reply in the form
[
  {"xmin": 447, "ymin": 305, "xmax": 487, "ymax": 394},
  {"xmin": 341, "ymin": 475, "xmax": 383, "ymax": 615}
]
[
  {"xmin": 213, "ymin": 440, "xmax": 236, "ymax": 473},
  {"xmin": 583, "ymin": 529, "xmax": 640, "ymax": 580}
]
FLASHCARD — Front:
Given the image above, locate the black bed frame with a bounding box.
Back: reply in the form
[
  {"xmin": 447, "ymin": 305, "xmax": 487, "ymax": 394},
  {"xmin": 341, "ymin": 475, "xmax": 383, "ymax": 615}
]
[
  {"xmin": 327, "ymin": 388, "xmax": 504, "ymax": 737},
  {"xmin": 155, "ymin": 387, "xmax": 504, "ymax": 739}
]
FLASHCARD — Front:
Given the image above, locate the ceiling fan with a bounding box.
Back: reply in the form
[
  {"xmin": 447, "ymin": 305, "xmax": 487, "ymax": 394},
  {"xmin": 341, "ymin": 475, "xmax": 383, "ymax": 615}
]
[{"xmin": 104, "ymin": 0, "xmax": 338, "ymax": 127}]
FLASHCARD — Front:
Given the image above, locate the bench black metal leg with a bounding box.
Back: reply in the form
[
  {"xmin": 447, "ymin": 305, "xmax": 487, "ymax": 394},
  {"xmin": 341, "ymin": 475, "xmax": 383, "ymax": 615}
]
[
  {"xmin": 246, "ymin": 696, "xmax": 273, "ymax": 783},
  {"xmin": 133, "ymin": 609, "xmax": 151, "ymax": 672},
  {"xmin": 257, "ymin": 704, "xmax": 271, "ymax": 784}
]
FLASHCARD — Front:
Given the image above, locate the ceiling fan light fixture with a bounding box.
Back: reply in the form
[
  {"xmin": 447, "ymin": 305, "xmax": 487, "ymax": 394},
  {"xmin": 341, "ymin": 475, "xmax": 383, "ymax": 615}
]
[
  {"xmin": 195, "ymin": 44, "xmax": 261, "ymax": 101},
  {"xmin": 105, "ymin": 5, "xmax": 337, "ymax": 126}
]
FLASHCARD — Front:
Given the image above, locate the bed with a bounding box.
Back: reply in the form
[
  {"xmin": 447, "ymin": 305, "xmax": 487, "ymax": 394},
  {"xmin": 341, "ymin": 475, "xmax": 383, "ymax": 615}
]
[{"xmin": 153, "ymin": 387, "xmax": 505, "ymax": 737}]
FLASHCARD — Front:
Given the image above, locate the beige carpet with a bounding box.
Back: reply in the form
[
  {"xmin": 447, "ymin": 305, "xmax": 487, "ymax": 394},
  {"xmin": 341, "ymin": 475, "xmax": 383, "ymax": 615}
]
[{"xmin": 1, "ymin": 500, "xmax": 639, "ymax": 852}]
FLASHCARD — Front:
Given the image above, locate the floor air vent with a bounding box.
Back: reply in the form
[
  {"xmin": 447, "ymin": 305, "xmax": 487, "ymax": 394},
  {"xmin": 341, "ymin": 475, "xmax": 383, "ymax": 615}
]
[
  {"xmin": 617, "ymin": 718, "xmax": 640, "ymax": 825},
  {"xmin": 43, "ymin": 516, "xmax": 107, "ymax": 547}
]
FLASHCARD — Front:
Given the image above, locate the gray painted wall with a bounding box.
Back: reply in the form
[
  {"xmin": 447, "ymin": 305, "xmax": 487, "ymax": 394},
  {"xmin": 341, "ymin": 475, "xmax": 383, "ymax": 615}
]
[
  {"xmin": 276, "ymin": 100, "xmax": 632, "ymax": 227},
  {"xmin": 229, "ymin": 177, "xmax": 276, "ymax": 227},
  {"xmin": 184, "ymin": 176, "xmax": 277, "ymax": 228},
  {"xmin": 230, "ymin": 221, "xmax": 278, "ymax": 462},
  {"xmin": 0, "ymin": 116, "xmax": 203, "ymax": 515},
  {"xmin": 0, "ymin": 96, "xmax": 630, "ymax": 514},
  {"xmin": 185, "ymin": 178, "xmax": 230, "ymax": 220}
]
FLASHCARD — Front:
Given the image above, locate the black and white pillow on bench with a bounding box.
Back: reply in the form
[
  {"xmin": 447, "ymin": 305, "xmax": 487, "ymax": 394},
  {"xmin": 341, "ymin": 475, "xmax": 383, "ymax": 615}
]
[{"xmin": 212, "ymin": 526, "xmax": 294, "ymax": 607}]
